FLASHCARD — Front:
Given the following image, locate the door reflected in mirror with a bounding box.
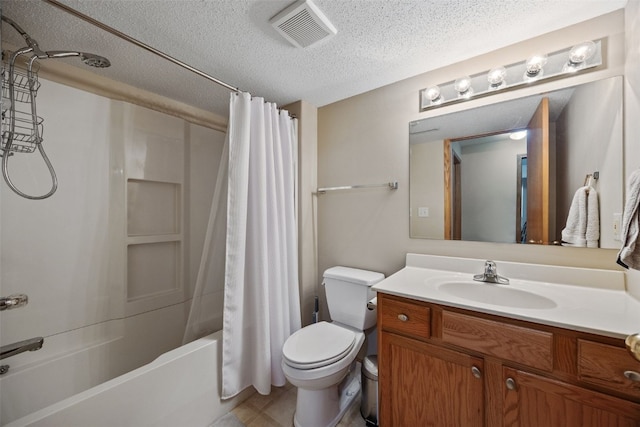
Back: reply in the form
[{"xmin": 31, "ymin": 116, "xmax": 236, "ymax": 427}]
[{"xmin": 409, "ymin": 76, "xmax": 623, "ymax": 249}]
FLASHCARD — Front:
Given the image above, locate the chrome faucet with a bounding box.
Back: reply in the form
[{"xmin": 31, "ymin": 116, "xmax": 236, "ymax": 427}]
[
  {"xmin": 473, "ymin": 260, "xmax": 509, "ymax": 285},
  {"xmin": 0, "ymin": 337, "xmax": 44, "ymax": 360},
  {"xmin": 0, "ymin": 294, "xmax": 29, "ymax": 311}
]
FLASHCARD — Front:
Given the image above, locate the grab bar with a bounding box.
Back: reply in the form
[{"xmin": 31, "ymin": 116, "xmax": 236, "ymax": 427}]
[{"xmin": 0, "ymin": 337, "xmax": 44, "ymax": 360}]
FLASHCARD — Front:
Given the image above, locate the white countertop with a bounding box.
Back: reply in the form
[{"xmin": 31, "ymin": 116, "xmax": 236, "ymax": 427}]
[{"xmin": 371, "ymin": 254, "xmax": 640, "ymax": 340}]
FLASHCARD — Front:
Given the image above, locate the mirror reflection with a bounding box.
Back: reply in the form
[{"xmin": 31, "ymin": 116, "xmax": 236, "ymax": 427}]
[{"xmin": 409, "ymin": 76, "xmax": 623, "ymax": 248}]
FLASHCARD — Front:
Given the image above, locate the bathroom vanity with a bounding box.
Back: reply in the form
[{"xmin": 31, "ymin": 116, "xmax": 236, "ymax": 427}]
[{"xmin": 372, "ymin": 254, "xmax": 640, "ymax": 426}]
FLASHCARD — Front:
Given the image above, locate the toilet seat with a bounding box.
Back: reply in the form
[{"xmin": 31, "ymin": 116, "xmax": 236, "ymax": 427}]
[{"xmin": 282, "ymin": 322, "xmax": 356, "ymax": 370}]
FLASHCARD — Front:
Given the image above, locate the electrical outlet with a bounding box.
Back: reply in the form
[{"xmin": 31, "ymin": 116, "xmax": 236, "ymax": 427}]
[
  {"xmin": 613, "ymin": 213, "xmax": 622, "ymax": 241},
  {"xmin": 418, "ymin": 207, "xmax": 429, "ymax": 218}
]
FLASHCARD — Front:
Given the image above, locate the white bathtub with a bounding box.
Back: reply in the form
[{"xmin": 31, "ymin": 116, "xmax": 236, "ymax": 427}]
[{"xmin": 4, "ymin": 331, "xmax": 252, "ymax": 427}]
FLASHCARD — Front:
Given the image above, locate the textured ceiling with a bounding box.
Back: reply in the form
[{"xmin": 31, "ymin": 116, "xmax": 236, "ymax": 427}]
[{"xmin": 1, "ymin": 0, "xmax": 627, "ymax": 119}]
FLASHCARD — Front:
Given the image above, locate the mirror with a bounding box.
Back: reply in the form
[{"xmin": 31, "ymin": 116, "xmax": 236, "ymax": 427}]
[{"xmin": 409, "ymin": 76, "xmax": 623, "ymax": 248}]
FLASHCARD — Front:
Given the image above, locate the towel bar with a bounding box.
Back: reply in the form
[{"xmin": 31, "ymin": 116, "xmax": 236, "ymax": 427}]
[{"xmin": 316, "ymin": 181, "xmax": 398, "ymax": 195}]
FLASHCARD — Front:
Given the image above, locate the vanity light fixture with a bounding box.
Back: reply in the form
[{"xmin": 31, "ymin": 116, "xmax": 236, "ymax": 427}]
[
  {"xmin": 419, "ymin": 38, "xmax": 602, "ymax": 112},
  {"xmin": 454, "ymin": 76, "xmax": 473, "ymax": 98},
  {"xmin": 487, "ymin": 66, "xmax": 507, "ymax": 90}
]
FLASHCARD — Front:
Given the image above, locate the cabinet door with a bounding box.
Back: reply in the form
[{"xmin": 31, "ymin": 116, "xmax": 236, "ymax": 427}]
[
  {"xmin": 380, "ymin": 332, "xmax": 484, "ymax": 426},
  {"xmin": 503, "ymin": 367, "xmax": 640, "ymax": 427}
]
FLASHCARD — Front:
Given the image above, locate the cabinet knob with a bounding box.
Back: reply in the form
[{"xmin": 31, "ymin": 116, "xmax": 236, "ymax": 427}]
[
  {"xmin": 505, "ymin": 377, "xmax": 517, "ymax": 390},
  {"xmin": 624, "ymin": 370, "xmax": 640, "ymax": 382},
  {"xmin": 471, "ymin": 366, "xmax": 482, "ymax": 379},
  {"xmin": 626, "ymin": 333, "xmax": 640, "ymax": 362},
  {"xmin": 397, "ymin": 314, "xmax": 409, "ymax": 322}
]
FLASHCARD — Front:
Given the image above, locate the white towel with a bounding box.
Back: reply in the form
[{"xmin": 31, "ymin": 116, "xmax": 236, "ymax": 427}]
[
  {"xmin": 585, "ymin": 186, "xmax": 600, "ymax": 248},
  {"xmin": 562, "ymin": 186, "xmax": 588, "ymax": 247},
  {"xmin": 561, "ymin": 185, "xmax": 599, "ymax": 247},
  {"xmin": 617, "ymin": 169, "xmax": 640, "ymax": 269}
]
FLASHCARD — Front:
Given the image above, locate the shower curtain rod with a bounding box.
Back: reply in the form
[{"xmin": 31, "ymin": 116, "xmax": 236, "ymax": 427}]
[{"xmin": 41, "ymin": 0, "xmax": 240, "ymax": 93}]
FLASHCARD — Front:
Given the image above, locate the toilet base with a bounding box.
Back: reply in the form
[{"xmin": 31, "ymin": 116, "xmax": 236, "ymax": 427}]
[{"xmin": 293, "ymin": 365, "xmax": 361, "ymax": 427}]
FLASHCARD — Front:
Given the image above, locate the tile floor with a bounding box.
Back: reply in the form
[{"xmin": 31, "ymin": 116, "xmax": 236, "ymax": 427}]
[{"xmin": 231, "ymin": 382, "xmax": 368, "ymax": 427}]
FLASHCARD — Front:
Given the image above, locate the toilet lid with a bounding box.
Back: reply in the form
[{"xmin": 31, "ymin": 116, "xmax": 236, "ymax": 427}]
[{"xmin": 282, "ymin": 322, "xmax": 356, "ymax": 370}]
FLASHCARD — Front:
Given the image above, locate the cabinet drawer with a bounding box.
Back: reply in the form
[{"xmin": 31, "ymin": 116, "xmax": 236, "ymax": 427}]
[
  {"xmin": 578, "ymin": 339, "xmax": 640, "ymax": 399},
  {"xmin": 379, "ymin": 296, "xmax": 430, "ymax": 340},
  {"xmin": 442, "ymin": 311, "xmax": 553, "ymax": 371}
]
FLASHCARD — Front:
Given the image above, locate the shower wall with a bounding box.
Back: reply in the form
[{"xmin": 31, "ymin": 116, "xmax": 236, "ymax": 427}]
[{"xmin": 0, "ymin": 76, "xmax": 225, "ymax": 419}]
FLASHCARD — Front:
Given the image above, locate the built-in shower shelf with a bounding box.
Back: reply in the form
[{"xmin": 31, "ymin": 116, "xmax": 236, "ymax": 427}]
[
  {"xmin": 127, "ymin": 179, "xmax": 180, "ymax": 236},
  {"xmin": 122, "ymin": 104, "xmax": 185, "ymax": 317}
]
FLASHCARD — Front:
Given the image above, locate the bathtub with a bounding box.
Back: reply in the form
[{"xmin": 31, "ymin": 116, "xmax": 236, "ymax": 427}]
[{"xmin": 4, "ymin": 331, "xmax": 253, "ymax": 427}]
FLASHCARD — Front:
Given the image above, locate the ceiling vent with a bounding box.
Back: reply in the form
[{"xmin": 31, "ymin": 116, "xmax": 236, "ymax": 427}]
[{"xmin": 270, "ymin": 0, "xmax": 337, "ymax": 48}]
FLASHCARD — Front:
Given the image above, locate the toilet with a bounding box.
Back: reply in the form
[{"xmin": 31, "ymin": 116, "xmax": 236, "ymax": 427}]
[{"xmin": 282, "ymin": 266, "xmax": 384, "ymax": 427}]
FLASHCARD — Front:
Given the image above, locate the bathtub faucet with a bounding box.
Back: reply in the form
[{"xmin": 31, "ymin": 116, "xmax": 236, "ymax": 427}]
[
  {"xmin": 0, "ymin": 294, "xmax": 29, "ymax": 311},
  {"xmin": 0, "ymin": 337, "xmax": 44, "ymax": 360}
]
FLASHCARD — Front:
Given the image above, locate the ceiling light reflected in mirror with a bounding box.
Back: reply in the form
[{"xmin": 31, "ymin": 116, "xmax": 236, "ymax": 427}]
[{"xmin": 509, "ymin": 130, "xmax": 527, "ymax": 140}]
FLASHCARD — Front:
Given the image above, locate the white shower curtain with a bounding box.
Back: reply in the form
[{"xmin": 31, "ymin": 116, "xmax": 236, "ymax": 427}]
[
  {"xmin": 222, "ymin": 92, "xmax": 301, "ymax": 399},
  {"xmin": 182, "ymin": 136, "xmax": 229, "ymax": 345}
]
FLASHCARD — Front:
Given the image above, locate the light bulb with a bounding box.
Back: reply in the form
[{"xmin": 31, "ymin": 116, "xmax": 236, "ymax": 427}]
[
  {"xmin": 425, "ymin": 86, "xmax": 443, "ymax": 105},
  {"xmin": 569, "ymin": 41, "xmax": 596, "ymax": 65},
  {"xmin": 524, "ymin": 53, "xmax": 548, "ymax": 81},
  {"xmin": 563, "ymin": 41, "xmax": 597, "ymax": 72},
  {"xmin": 454, "ymin": 76, "xmax": 473, "ymax": 98},
  {"xmin": 487, "ymin": 66, "xmax": 507, "ymax": 90}
]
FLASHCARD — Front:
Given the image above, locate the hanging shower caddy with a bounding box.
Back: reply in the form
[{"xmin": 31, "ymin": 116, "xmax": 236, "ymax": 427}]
[
  {"xmin": 1, "ymin": 58, "xmax": 43, "ymax": 155},
  {"xmin": 0, "ymin": 16, "xmax": 56, "ymax": 199},
  {"xmin": 0, "ymin": 14, "xmax": 110, "ymax": 200}
]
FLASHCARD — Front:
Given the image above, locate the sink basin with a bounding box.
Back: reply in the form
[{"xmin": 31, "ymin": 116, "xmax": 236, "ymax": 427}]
[{"xmin": 438, "ymin": 281, "xmax": 557, "ymax": 309}]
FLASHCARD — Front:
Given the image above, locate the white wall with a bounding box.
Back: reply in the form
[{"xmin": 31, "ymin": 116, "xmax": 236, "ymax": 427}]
[
  {"xmin": 1, "ymin": 79, "xmax": 113, "ymax": 344},
  {"xmin": 461, "ymin": 137, "xmax": 526, "ymax": 243},
  {"xmin": 555, "ymin": 77, "xmax": 623, "ymax": 248},
  {"xmin": 317, "ymin": 10, "xmax": 633, "ymax": 307},
  {"xmin": 409, "ymin": 139, "xmax": 445, "ymax": 239}
]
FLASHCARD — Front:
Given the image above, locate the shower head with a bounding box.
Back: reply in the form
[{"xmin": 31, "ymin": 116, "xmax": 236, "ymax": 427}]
[
  {"xmin": 41, "ymin": 50, "xmax": 111, "ymax": 68},
  {"xmin": 80, "ymin": 53, "xmax": 111, "ymax": 68}
]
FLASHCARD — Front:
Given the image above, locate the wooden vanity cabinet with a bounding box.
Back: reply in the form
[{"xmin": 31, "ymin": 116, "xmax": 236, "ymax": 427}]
[
  {"xmin": 377, "ymin": 293, "xmax": 640, "ymax": 427},
  {"xmin": 381, "ymin": 333, "xmax": 484, "ymax": 426},
  {"xmin": 502, "ymin": 367, "xmax": 640, "ymax": 426}
]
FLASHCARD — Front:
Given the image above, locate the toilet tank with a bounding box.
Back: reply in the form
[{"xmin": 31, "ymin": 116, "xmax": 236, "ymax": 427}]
[{"xmin": 323, "ymin": 266, "xmax": 384, "ymax": 330}]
